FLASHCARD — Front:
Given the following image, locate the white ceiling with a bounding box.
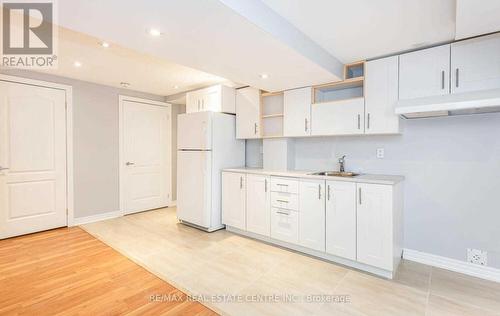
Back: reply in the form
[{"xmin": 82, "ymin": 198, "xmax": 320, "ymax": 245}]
[
  {"xmin": 261, "ymin": 0, "xmax": 457, "ymax": 63},
  {"xmin": 7, "ymin": 0, "xmax": 500, "ymax": 96},
  {"xmin": 37, "ymin": 27, "xmax": 230, "ymax": 96},
  {"xmin": 56, "ymin": 0, "xmax": 342, "ymax": 93}
]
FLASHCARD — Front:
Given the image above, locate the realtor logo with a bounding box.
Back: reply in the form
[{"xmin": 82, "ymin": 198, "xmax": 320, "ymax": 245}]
[{"xmin": 1, "ymin": 0, "xmax": 58, "ymax": 68}]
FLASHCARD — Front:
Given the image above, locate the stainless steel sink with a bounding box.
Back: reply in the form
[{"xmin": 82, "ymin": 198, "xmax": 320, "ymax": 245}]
[{"xmin": 309, "ymin": 171, "xmax": 359, "ymax": 177}]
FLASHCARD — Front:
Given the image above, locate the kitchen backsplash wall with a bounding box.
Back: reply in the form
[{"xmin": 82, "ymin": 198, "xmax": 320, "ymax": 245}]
[{"xmin": 246, "ymin": 113, "xmax": 500, "ymax": 269}]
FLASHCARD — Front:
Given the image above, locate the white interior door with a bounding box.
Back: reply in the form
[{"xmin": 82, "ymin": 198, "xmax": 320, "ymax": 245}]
[
  {"xmin": 0, "ymin": 81, "xmax": 67, "ymax": 239},
  {"xmin": 177, "ymin": 150, "xmax": 212, "ymax": 227},
  {"xmin": 121, "ymin": 99, "xmax": 170, "ymax": 215}
]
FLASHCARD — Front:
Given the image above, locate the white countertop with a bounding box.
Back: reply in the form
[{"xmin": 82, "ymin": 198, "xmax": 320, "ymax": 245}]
[{"xmin": 223, "ymin": 168, "xmax": 404, "ymax": 185}]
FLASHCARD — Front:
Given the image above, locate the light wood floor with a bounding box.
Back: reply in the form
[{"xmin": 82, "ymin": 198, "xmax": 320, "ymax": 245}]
[{"xmin": 0, "ymin": 227, "xmax": 217, "ymax": 316}]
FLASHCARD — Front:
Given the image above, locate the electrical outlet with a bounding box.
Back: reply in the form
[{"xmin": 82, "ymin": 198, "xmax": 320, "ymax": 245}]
[
  {"xmin": 467, "ymin": 248, "xmax": 487, "ymax": 266},
  {"xmin": 376, "ymin": 148, "xmax": 385, "ymax": 159}
]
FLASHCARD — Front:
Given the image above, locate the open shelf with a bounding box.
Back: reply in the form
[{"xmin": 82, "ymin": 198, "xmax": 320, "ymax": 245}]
[
  {"xmin": 313, "ymin": 63, "xmax": 365, "ymax": 104},
  {"xmin": 261, "ymin": 91, "xmax": 284, "ymax": 138}
]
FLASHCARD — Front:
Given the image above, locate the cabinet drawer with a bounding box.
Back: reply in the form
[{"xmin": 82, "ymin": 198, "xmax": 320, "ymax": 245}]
[
  {"xmin": 270, "ymin": 177, "xmax": 299, "ymax": 194},
  {"xmin": 271, "ymin": 208, "xmax": 299, "ymax": 245},
  {"xmin": 271, "ymin": 192, "xmax": 299, "ymax": 211}
]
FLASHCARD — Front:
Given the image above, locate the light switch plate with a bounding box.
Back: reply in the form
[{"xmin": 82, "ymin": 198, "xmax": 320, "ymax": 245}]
[{"xmin": 376, "ymin": 148, "xmax": 385, "ymax": 159}]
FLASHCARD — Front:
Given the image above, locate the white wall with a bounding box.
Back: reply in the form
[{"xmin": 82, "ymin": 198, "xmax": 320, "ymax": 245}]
[
  {"xmin": 247, "ymin": 113, "xmax": 500, "ymax": 269},
  {"xmin": 0, "ymin": 69, "xmax": 171, "ymax": 219}
]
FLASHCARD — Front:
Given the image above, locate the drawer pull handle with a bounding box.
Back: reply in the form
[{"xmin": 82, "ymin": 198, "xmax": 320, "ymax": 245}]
[
  {"xmin": 276, "ymin": 199, "xmax": 289, "ymax": 203},
  {"xmin": 277, "ymin": 184, "xmax": 289, "ymax": 187},
  {"xmin": 277, "ymin": 211, "xmax": 290, "ymax": 216}
]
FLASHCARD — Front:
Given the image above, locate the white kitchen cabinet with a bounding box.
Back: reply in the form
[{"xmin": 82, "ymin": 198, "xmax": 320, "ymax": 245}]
[
  {"xmin": 356, "ymin": 183, "xmax": 394, "ymax": 270},
  {"xmin": 325, "ymin": 181, "xmax": 357, "ymax": 261},
  {"xmin": 186, "ymin": 85, "xmax": 235, "ymax": 114},
  {"xmin": 271, "ymin": 208, "xmax": 299, "ymax": 244},
  {"xmin": 221, "ymin": 172, "xmax": 246, "ymax": 230},
  {"xmin": 365, "ymin": 56, "xmax": 400, "ymax": 134},
  {"xmin": 246, "ymin": 174, "xmax": 271, "ymax": 236},
  {"xmin": 399, "ymin": 44, "xmax": 450, "ymax": 99},
  {"xmin": 451, "ymin": 33, "xmax": 500, "ymax": 94},
  {"xmin": 298, "ymin": 179, "xmax": 326, "ymax": 251},
  {"xmin": 283, "ymin": 87, "xmax": 312, "ymax": 137},
  {"xmin": 236, "ymin": 87, "xmax": 261, "ymax": 139},
  {"xmin": 311, "ymin": 98, "xmax": 365, "ymax": 136}
]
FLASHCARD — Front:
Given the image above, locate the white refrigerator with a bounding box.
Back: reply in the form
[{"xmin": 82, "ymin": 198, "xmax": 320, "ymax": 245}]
[{"xmin": 177, "ymin": 111, "xmax": 245, "ymax": 232}]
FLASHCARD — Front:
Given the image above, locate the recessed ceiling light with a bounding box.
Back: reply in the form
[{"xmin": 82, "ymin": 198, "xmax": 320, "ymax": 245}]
[
  {"xmin": 148, "ymin": 28, "xmax": 162, "ymax": 37},
  {"xmin": 173, "ymin": 85, "xmax": 179, "ymax": 89},
  {"xmin": 120, "ymin": 82, "xmax": 131, "ymax": 88},
  {"xmin": 73, "ymin": 61, "xmax": 82, "ymax": 68},
  {"xmin": 260, "ymin": 74, "xmax": 269, "ymax": 79},
  {"xmin": 99, "ymin": 41, "xmax": 110, "ymax": 48}
]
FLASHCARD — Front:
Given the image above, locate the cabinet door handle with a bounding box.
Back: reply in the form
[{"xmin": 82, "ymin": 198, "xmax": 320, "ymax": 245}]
[
  {"xmin": 359, "ymin": 187, "xmax": 362, "ymax": 205},
  {"xmin": 455, "ymin": 68, "xmax": 459, "ymax": 88},
  {"xmin": 441, "ymin": 70, "xmax": 445, "ymax": 90},
  {"xmin": 240, "ymin": 176, "xmax": 243, "ymax": 189},
  {"xmin": 357, "ymin": 114, "xmax": 361, "ymax": 129},
  {"xmin": 254, "ymin": 123, "xmax": 258, "ymax": 135},
  {"xmin": 327, "ymin": 185, "xmax": 331, "ymax": 201},
  {"xmin": 304, "ymin": 118, "xmax": 308, "ymax": 132},
  {"xmin": 265, "ymin": 179, "xmax": 268, "ymax": 192},
  {"xmin": 367, "ymin": 113, "xmax": 370, "ymax": 130},
  {"xmin": 318, "ymin": 184, "xmax": 322, "ymax": 200}
]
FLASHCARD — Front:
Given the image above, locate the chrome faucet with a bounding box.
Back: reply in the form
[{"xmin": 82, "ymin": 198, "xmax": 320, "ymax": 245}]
[{"xmin": 338, "ymin": 155, "xmax": 346, "ymax": 173}]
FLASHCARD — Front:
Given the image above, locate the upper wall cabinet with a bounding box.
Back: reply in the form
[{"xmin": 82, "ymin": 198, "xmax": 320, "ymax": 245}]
[
  {"xmin": 399, "ymin": 45, "xmax": 451, "ymax": 100},
  {"xmin": 186, "ymin": 85, "xmax": 236, "ymax": 114},
  {"xmin": 451, "ymin": 33, "xmax": 500, "ymax": 94},
  {"xmin": 365, "ymin": 56, "xmax": 400, "ymax": 134},
  {"xmin": 311, "ymin": 80, "xmax": 365, "ymax": 136},
  {"xmin": 283, "ymin": 87, "xmax": 312, "ymax": 137},
  {"xmin": 236, "ymin": 87, "xmax": 261, "ymax": 139}
]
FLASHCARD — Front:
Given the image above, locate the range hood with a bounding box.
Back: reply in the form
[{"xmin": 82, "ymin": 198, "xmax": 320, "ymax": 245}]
[{"xmin": 395, "ymin": 88, "xmax": 500, "ymax": 119}]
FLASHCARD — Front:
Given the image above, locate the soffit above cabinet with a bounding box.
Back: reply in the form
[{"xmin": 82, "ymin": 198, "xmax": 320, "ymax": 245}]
[{"xmin": 456, "ymin": 0, "xmax": 500, "ymax": 40}]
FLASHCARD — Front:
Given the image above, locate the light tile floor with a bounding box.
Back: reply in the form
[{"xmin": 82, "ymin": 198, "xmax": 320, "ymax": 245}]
[{"xmin": 82, "ymin": 208, "xmax": 500, "ymax": 316}]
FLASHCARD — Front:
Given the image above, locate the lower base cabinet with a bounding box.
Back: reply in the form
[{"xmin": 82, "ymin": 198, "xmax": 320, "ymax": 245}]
[
  {"xmin": 325, "ymin": 181, "xmax": 357, "ymax": 260},
  {"xmin": 356, "ymin": 183, "xmax": 395, "ymax": 271},
  {"xmin": 221, "ymin": 171, "xmax": 403, "ymax": 277},
  {"xmin": 221, "ymin": 172, "xmax": 246, "ymax": 230},
  {"xmin": 299, "ymin": 179, "xmax": 326, "ymax": 251},
  {"xmin": 246, "ymin": 174, "xmax": 271, "ymax": 236},
  {"xmin": 270, "ymin": 208, "xmax": 299, "ymax": 244}
]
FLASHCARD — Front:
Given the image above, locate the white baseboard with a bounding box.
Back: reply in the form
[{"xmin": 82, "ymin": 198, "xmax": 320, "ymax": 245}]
[
  {"xmin": 403, "ymin": 248, "xmax": 500, "ymax": 283},
  {"xmin": 73, "ymin": 210, "xmax": 122, "ymax": 226},
  {"xmin": 169, "ymin": 200, "xmax": 177, "ymax": 207}
]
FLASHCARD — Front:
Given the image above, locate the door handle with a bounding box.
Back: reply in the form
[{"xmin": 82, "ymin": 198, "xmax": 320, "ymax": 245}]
[
  {"xmin": 318, "ymin": 184, "xmax": 322, "ymax": 200},
  {"xmin": 441, "ymin": 70, "xmax": 445, "ymax": 90},
  {"xmin": 304, "ymin": 118, "xmax": 308, "ymax": 132},
  {"xmin": 327, "ymin": 185, "xmax": 331, "ymax": 201},
  {"xmin": 265, "ymin": 179, "xmax": 268, "ymax": 192},
  {"xmin": 240, "ymin": 176, "xmax": 243, "ymax": 189},
  {"xmin": 254, "ymin": 123, "xmax": 258, "ymax": 135},
  {"xmin": 455, "ymin": 68, "xmax": 459, "ymax": 88},
  {"xmin": 357, "ymin": 114, "xmax": 361, "ymax": 130},
  {"xmin": 277, "ymin": 210, "xmax": 290, "ymax": 216},
  {"xmin": 359, "ymin": 188, "xmax": 362, "ymax": 205},
  {"xmin": 367, "ymin": 113, "xmax": 370, "ymax": 130},
  {"xmin": 126, "ymin": 162, "xmax": 135, "ymax": 166}
]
